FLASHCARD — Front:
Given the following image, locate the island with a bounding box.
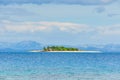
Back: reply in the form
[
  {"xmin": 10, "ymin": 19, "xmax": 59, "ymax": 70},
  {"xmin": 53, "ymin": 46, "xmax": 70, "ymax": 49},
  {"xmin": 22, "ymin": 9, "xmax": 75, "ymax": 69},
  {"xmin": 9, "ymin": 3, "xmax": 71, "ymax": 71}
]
[
  {"xmin": 29, "ymin": 46, "xmax": 101, "ymax": 53},
  {"xmin": 43, "ymin": 46, "xmax": 80, "ymax": 52}
]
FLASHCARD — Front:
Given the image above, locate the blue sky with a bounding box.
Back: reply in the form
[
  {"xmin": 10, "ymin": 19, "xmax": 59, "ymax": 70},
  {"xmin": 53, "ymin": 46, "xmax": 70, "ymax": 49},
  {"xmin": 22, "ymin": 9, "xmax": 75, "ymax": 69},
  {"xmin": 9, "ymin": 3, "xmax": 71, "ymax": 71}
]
[{"xmin": 0, "ymin": 0, "xmax": 120, "ymax": 45}]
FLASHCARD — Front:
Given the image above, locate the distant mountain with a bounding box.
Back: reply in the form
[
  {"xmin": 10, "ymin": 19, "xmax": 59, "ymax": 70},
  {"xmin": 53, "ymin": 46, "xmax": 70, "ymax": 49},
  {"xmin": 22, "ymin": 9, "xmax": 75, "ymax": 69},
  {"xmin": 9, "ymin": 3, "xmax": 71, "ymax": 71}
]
[
  {"xmin": 14, "ymin": 41, "xmax": 42, "ymax": 51},
  {"xmin": 0, "ymin": 41, "xmax": 43, "ymax": 52},
  {"xmin": 77, "ymin": 44, "xmax": 120, "ymax": 52},
  {"xmin": 0, "ymin": 41, "xmax": 120, "ymax": 52},
  {"xmin": 102, "ymin": 44, "xmax": 120, "ymax": 52}
]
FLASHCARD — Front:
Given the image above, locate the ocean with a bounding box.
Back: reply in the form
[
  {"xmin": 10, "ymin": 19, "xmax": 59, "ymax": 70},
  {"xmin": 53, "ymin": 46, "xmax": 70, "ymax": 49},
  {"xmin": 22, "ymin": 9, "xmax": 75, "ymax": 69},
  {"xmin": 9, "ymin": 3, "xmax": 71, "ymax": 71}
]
[{"xmin": 0, "ymin": 52, "xmax": 120, "ymax": 80}]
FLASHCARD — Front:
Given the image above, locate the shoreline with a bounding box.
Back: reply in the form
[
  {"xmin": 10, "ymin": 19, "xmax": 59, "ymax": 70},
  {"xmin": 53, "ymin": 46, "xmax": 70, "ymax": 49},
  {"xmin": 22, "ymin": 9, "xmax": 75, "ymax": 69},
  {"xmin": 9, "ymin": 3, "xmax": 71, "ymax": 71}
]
[
  {"xmin": 29, "ymin": 50, "xmax": 101, "ymax": 53},
  {"xmin": 45, "ymin": 51, "xmax": 101, "ymax": 53}
]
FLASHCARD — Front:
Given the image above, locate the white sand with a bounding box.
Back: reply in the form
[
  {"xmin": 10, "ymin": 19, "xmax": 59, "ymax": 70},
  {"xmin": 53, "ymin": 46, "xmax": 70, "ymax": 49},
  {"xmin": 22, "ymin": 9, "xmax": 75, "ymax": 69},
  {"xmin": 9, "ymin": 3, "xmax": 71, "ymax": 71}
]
[
  {"xmin": 46, "ymin": 51, "xmax": 101, "ymax": 53},
  {"xmin": 29, "ymin": 50, "xmax": 101, "ymax": 53}
]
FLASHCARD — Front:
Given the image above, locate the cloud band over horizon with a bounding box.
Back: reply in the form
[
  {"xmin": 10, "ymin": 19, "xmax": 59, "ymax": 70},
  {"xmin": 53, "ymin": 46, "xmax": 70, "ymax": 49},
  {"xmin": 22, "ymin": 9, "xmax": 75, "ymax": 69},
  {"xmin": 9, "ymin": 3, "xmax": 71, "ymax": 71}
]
[
  {"xmin": 0, "ymin": 20, "xmax": 120, "ymax": 35},
  {"xmin": 0, "ymin": 0, "xmax": 120, "ymax": 44},
  {"xmin": 0, "ymin": 0, "xmax": 118, "ymax": 5},
  {"xmin": 0, "ymin": 20, "xmax": 120, "ymax": 44}
]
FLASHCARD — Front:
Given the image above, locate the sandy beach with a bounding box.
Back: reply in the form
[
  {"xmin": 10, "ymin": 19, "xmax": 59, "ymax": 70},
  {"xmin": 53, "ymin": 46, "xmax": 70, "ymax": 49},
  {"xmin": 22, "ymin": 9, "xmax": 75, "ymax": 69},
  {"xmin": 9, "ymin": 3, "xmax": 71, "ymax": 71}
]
[{"xmin": 29, "ymin": 50, "xmax": 101, "ymax": 53}]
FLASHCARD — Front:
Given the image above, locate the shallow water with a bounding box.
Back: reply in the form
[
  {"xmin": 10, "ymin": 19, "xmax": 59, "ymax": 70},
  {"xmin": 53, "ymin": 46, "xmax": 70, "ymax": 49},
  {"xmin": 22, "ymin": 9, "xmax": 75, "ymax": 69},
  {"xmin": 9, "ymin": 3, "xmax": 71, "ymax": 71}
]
[{"xmin": 0, "ymin": 52, "xmax": 120, "ymax": 80}]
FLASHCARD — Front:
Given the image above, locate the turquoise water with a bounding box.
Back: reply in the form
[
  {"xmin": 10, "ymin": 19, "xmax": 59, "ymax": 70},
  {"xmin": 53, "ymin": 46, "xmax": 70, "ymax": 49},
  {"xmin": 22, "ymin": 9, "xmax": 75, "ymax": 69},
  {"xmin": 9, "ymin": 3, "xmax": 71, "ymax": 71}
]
[{"xmin": 0, "ymin": 52, "xmax": 120, "ymax": 80}]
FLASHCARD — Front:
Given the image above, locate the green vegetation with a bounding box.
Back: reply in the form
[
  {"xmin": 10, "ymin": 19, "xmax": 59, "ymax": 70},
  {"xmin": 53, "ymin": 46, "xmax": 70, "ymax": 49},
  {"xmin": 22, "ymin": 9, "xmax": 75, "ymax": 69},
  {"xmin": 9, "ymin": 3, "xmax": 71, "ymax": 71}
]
[{"xmin": 43, "ymin": 46, "xmax": 79, "ymax": 51}]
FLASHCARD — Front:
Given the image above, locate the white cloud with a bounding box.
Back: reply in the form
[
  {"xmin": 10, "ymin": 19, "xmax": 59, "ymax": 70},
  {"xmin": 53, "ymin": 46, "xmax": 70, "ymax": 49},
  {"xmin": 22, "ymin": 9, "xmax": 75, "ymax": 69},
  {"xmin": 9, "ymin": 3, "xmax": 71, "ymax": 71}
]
[
  {"xmin": 0, "ymin": 20, "xmax": 120, "ymax": 36},
  {"xmin": 40, "ymin": 22, "xmax": 92, "ymax": 33},
  {"xmin": 0, "ymin": 21, "xmax": 91, "ymax": 33},
  {"xmin": 98, "ymin": 24, "xmax": 120, "ymax": 35}
]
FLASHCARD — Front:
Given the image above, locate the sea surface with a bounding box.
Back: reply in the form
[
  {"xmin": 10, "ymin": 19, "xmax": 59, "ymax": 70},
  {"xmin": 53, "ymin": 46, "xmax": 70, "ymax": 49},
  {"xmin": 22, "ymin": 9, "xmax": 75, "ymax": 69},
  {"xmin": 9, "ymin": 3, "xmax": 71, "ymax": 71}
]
[{"xmin": 0, "ymin": 52, "xmax": 120, "ymax": 80}]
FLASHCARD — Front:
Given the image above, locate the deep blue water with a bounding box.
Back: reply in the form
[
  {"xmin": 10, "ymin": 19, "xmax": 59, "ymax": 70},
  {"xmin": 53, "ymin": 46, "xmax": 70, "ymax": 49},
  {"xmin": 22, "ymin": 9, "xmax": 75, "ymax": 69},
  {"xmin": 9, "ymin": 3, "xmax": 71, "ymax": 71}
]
[{"xmin": 0, "ymin": 52, "xmax": 120, "ymax": 80}]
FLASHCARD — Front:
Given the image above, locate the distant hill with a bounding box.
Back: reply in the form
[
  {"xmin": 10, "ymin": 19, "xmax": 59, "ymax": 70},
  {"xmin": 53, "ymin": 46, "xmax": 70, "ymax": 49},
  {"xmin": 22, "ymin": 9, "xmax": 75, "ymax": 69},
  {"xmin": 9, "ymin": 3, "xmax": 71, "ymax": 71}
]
[
  {"xmin": 102, "ymin": 44, "xmax": 120, "ymax": 52},
  {"xmin": 14, "ymin": 41, "xmax": 42, "ymax": 51},
  {"xmin": 0, "ymin": 41, "xmax": 120, "ymax": 52},
  {"xmin": 0, "ymin": 41, "xmax": 43, "ymax": 52},
  {"xmin": 77, "ymin": 44, "xmax": 120, "ymax": 52}
]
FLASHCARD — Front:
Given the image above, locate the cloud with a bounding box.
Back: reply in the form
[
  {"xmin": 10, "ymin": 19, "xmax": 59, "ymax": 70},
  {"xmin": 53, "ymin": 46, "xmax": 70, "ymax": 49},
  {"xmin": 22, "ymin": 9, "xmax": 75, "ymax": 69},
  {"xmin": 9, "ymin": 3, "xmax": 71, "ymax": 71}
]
[
  {"xmin": 0, "ymin": 21, "xmax": 91, "ymax": 33},
  {"xmin": 98, "ymin": 24, "xmax": 120, "ymax": 35},
  {"xmin": 0, "ymin": 6, "xmax": 34, "ymax": 16},
  {"xmin": 0, "ymin": 4, "xmax": 37, "ymax": 21},
  {"xmin": 0, "ymin": 20, "xmax": 120, "ymax": 36},
  {"xmin": 107, "ymin": 13, "xmax": 120, "ymax": 17},
  {"xmin": 0, "ymin": 20, "xmax": 120, "ymax": 45},
  {"xmin": 0, "ymin": 0, "xmax": 117, "ymax": 5},
  {"xmin": 90, "ymin": 24, "xmax": 120, "ymax": 44},
  {"xmin": 95, "ymin": 7, "xmax": 106, "ymax": 13}
]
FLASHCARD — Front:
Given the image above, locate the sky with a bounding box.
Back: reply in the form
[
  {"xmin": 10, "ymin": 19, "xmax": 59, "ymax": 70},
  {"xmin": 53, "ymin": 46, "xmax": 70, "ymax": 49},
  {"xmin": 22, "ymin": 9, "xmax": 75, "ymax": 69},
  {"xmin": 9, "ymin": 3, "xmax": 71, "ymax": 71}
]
[{"xmin": 0, "ymin": 0, "xmax": 120, "ymax": 45}]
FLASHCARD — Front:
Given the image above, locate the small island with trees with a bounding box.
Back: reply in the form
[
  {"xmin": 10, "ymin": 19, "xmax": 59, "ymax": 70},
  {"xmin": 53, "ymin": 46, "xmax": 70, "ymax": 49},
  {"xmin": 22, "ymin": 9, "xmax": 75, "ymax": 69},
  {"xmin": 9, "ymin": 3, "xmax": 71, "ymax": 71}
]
[
  {"xmin": 29, "ymin": 46, "xmax": 101, "ymax": 53},
  {"xmin": 43, "ymin": 46, "xmax": 80, "ymax": 52}
]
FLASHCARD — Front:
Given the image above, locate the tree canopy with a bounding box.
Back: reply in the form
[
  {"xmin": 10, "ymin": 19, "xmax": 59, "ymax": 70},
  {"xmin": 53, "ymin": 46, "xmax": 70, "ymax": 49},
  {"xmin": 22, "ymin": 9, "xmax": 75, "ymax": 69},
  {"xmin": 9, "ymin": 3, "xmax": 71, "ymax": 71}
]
[{"xmin": 43, "ymin": 46, "xmax": 79, "ymax": 51}]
